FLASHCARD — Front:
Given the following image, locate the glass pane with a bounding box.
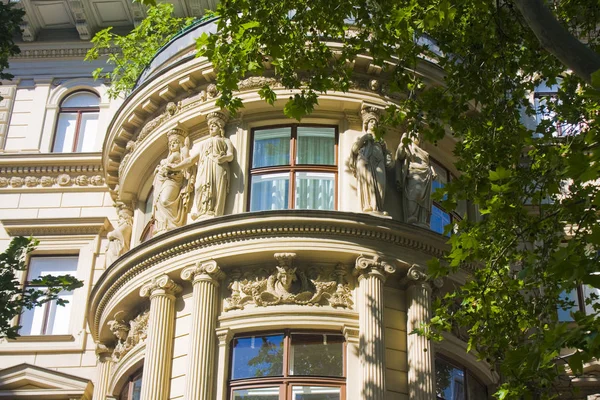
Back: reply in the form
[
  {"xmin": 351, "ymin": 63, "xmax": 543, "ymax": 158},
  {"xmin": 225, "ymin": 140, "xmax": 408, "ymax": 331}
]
[
  {"xmin": 231, "ymin": 334, "xmax": 284, "ymax": 379},
  {"xmin": 53, "ymin": 113, "xmax": 77, "ymax": 152},
  {"xmin": 430, "ymin": 205, "xmax": 451, "ymax": 235},
  {"xmin": 436, "ymin": 358, "xmax": 465, "ymax": 400},
  {"xmin": 296, "ymin": 127, "xmax": 335, "ymax": 165},
  {"xmin": 19, "ymin": 304, "xmax": 46, "ymax": 335},
  {"xmin": 76, "ymin": 112, "xmax": 99, "ymax": 152},
  {"xmin": 62, "ymin": 91, "xmax": 99, "ymax": 108},
  {"xmin": 131, "ymin": 375, "xmax": 143, "ymax": 400},
  {"xmin": 466, "ymin": 372, "xmax": 487, "ymax": 400},
  {"xmin": 294, "ymin": 172, "xmax": 334, "ymax": 210},
  {"xmin": 252, "ymin": 127, "xmax": 291, "ymax": 168},
  {"xmin": 28, "ymin": 257, "xmax": 78, "ymax": 279},
  {"xmin": 46, "ymin": 292, "xmax": 73, "ymax": 334},
  {"xmin": 558, "ymin": 289, "xmax": 579, "ymax": 321},
  {"xmin": 583, "ymin": 285, "xmax": 600, "ymax": 315},
  {"xmin": 232, "ymin": 387, "xmax": 280, "ymax": 400},
  {"xmin": 290, "ymin": 334, "xmax": 344, "ymax": 376},
  {"xmin": 250, "ymin": 173, "xmax": 290, "ymax": 211},
  {"xmin": 292, "ymin": 386, "xmax": 341, "ymax": 400}
]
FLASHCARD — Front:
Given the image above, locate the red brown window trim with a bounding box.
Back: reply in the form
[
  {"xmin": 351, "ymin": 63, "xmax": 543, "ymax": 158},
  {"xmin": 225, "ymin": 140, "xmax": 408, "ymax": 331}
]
[{"xmin": 52, "ymin": 90, "xmax": 100, "ymax": 153}]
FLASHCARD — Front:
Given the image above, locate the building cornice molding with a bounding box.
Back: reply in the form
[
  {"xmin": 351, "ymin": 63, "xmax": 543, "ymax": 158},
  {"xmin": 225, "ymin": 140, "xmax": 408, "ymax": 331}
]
[
  {"xmin": 89, "ymin": 210, "xmax": 448, "ymax": 340},
  {"xmin": 2, "ymin": 217, "xmax": 112, "ymax": 236}
]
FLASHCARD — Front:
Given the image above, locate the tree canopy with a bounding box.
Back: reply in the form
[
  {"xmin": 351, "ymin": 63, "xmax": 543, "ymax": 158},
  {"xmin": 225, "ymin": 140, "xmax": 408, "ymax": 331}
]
[
  {"xmin": 0, "ymin": 237, "xmax": 83, "ymax": 339},
  {"xmin": 90, "ymin": 0, "xmax": 600, "ymax": 398},
  {"xmin": 0, "ymin": 2, "xmax": 24, "ymax": 101}
]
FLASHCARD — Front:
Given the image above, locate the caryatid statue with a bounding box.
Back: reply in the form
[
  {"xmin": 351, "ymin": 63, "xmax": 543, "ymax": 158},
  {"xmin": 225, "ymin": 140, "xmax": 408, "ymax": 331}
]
[
  {"xmin": 349, "ymin": 106, "xmax": 393, "ymax": 214},
  {"xmin": 105, "ymin": 203, "xmax": 133, "ymax": 267},
  {"xmin": 395, "ymin": 131, "xmax": 436, "ymax": 227},
  {"xmin": 152, "ymin": 128, "xmax": 193, "ymax": 235},
  {"xmin": 169, "ymin": 111, "xmax": 234, "ymax": 219}
]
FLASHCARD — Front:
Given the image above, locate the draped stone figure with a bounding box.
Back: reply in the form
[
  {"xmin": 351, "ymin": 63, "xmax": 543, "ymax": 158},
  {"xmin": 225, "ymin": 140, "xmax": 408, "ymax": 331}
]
[
  {"xmin": 152, "ymin": 128, "xmax": 193, "ymax": 235},
  {"xmin": 169, "ymin": 111, "xmax": 234, "ymax": 219},
  {"xmin": 395, "ymin": 131, "xmax": 436, "ymax": 227},
  {"xmin": 349, "ymin": 107, "xmax": 393, "ymax": 214},
  {"xmin": 105, "ymin": 204, "xmax": 133, "ymax": 267}
]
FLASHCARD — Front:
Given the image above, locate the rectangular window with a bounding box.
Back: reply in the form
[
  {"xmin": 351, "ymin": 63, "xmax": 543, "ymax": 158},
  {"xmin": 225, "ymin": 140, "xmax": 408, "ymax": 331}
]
[
  {"xmin": 430, "ymin": 159, "xmax": 454, "ymax": 235},
  {"xmin": 249, "ymin": 125, "xmax": 337, "ymax": 212},
  {"xmin": 230, "ymin": 331, "xmax": 345, "ymax": 400},
  {"xmin": 19, "ymin": 256, "xmax": 78, "ymax": 335},
  {"xmin": 558, "ymin": 285, "xmax": 600, "ymax": 321}
]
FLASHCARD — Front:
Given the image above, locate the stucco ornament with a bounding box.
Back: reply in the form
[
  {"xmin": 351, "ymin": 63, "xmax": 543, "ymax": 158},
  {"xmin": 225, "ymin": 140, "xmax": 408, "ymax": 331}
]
[
  {"xmin": 105, "ymin": 203, "xmax": 133, "ymax": 268},
  {"xmin": 10, "ymin": 177, "xmax": 23, "ymax": 187},
  {"xmin": 56, "ymin": 174, "xmax": 71, "ymax": 186},
  {"xmin": 75, "ymin": 175, "xmax": 89, "ymax": 186},
  {"xmin": 108, "ymin": 310, "xmax": 149, "ymax": 361},
  {"xmin": 152, "ymin": 128, "xmax": 193, "ymax": 235},
  {"xmin": 224, "ymin": 253, "xmax": 353, "ymax": 310},
  {"xmin": 40, "ymin": 176, "xmax": 54, "ymax": 187},
  {"xmin": 349, "ymin": 106, "xmax": 393, "ymax": 214},
  {"xmin": 24, "ymin": 176, "xmax": 38, "ymax": 187},
  {"xmin": 0, "ymin": 177, "xmax": 8, "ymax": 187},
  {"xmin": 395, "ymin": 131, "xmax": 436, "ymax": 227},
  {"xmin": 168, "ymin": 111, "xmax": 234, "ymax": 219}
]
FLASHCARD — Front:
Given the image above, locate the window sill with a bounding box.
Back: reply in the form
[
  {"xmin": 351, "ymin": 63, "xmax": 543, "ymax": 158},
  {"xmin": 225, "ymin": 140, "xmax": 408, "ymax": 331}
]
[{"xmin": 11, "ymin": 334, "xmax": 75, "ymax": 342}]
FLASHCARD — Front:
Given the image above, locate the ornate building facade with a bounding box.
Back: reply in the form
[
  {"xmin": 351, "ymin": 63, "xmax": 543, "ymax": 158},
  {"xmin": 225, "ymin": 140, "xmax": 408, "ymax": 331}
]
[{"xmin": 0, "ymin": 5, "xmax": 505, "ymax": 400}]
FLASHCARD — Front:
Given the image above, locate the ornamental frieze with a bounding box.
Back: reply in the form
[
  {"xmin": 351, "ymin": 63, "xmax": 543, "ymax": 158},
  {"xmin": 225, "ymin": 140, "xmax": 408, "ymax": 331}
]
[
  {"xmin": 224, "ymin": 253, "xmax": 354, "ymax": 311},
  {"xmin": 107, "ymin": 310, "xmax": 149, "ymax": 362},
  {"xmin": 0, "ymin": 174, "xmax": 104, "ymax": 188}
]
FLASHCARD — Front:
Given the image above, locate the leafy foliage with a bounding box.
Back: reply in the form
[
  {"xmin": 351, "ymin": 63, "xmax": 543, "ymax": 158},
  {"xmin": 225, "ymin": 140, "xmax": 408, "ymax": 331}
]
[
  {"xmin": 102, "ymin": 0, "xmax": 600, "ymax": 397},
  {"xmin": 85, "ymin": 3, "xmax": 193, "ymax": 99},
  {"xmin": 0, "ymin": 2, "xmax": 24, "ymax": 100},
  {"xmin": 0, "ymin": 237, "xmax": 83, "ymax": 339}
]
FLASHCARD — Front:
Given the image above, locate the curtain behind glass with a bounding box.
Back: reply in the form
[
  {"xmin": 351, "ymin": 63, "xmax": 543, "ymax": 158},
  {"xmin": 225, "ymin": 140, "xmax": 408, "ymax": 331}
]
[
  {"xmin": 296, "ymin": 127, "xmax": 335, "ymax": 165},
  {"xmin": 53, "ymin": 113, "xmax": 77, "ymax": 152},
  {"xmin": 295, "ymin": 172, "xmax": 334, "ymax": 210},
  {"xmin": 253, "ymin": 128, "xmax": 291, "ymax": 168},
  {"xmin": 76, "ymin": 112, "xmax": 100, "ymax": 152},
  {"xmin": 250, "ymin": 173, "xmax": 290, "ymax": 211}
]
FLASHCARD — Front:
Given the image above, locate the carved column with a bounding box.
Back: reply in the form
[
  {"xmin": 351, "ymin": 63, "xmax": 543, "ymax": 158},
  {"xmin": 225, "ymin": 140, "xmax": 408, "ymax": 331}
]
[
  {"xmin": 405, "ymin": 265, "xmax": 436, "ymax": 400},
  {"xmin": 354, "ymin": 255, "xmax": 396, "ymax": 400},
  {"xmin": 181, "ymin": 260, "xmax": 225, "ymax": 400},
  {"xmin": 139, "ymin": 275, "xmax": 182, "ymax": 400},
  {"xmin": 93, "ymin": 344, "xmax": 114, "ymax": 400}
]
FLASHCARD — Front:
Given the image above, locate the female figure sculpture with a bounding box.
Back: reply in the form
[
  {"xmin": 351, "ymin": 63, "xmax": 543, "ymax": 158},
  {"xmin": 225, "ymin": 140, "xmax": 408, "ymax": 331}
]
[
  {"xmin": 395, "ymin": 131, "xmax": 436, "ymax": 227},
  {"xmin": 152, "ymin": 128, "xmax": 192, "ymax": 235},
  {"xmin": 105, "ymin": 205, "xmax": 133, "ymax": 267},
  {"xmin": 169, "ymin": 112, "xmax": 234, "ymax": 219},
  {"xmin": 349, "ymin": 107, "xmax": 392, "ymax": 214}
]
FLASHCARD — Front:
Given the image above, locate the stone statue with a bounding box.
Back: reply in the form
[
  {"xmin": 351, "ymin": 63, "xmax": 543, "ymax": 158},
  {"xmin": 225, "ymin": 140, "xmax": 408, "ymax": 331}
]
[
  {"xmin": 105, "ymin": 204, "xmax": 133, "ymax": 267},
  {"xmin": 395, "ymin": 131, "xmax": 436, "ymax": 227},
  {"xmin": 169, "ymin": 111, "xmax": 234, "ymax": 219},
  {"xmin": 152, "ymin": 128, "xmax": 193, "ymax": 235},
  {"xmin": 349, "ymin": 106, "xmax": 393, "ymax": 214}
]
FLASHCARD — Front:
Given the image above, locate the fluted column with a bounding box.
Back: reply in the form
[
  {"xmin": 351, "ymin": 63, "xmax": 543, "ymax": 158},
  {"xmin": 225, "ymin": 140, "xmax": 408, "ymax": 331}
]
[
  {"xmin": 405, "ymin": 264, "xmax": 437, "ymax": 400},
  {"xmin": 181, "ymin": 260, "xmax": 225, "ymax": 400},
  {"xmin": 354, "ymin": 255, "xmax": 396, "ymax": 400},
  {"xmin": 139, "ymin": 275, "xmax": 182, "ymax": 400},
  {"xmin": 93, "ymin": 344, "xmax": 114, "ymax": 400}
]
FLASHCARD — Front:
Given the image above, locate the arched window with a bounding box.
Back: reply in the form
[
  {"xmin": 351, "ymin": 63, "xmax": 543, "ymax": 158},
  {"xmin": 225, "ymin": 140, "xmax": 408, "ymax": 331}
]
[
  {"xmin": 52, "ymin": 91, "xmax": 100, "ymax": 153},
  {"xmin": 435, "ymin": 356, "xmax": 487, "ymax": 400},
  {"xmin": 119, "ymin": 369, "xmax": 142, "ymax": 400}
]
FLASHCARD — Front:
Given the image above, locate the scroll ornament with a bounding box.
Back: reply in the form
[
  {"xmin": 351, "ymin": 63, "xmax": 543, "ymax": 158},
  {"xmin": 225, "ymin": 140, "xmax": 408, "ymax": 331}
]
[{"xmin": 224, "ymin": 253, "xmax": 353, "ymax": 311}]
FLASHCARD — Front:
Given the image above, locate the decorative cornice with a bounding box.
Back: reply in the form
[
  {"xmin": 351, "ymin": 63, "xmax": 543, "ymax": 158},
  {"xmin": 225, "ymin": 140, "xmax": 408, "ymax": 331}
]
[
  {"xmin": 1, "ymin": 217, "xmax": 111, "ymax": 236},
  {"xmin": 0, "ymin": 173, "xmax": 104, "ymax": 189},
  {"xmin": 10, "ymin": 46, "xmax": 118, "ymax": 59},
  {"xmin": 90, "ymin": 210, "xmax": 448, "ymax": 338}
]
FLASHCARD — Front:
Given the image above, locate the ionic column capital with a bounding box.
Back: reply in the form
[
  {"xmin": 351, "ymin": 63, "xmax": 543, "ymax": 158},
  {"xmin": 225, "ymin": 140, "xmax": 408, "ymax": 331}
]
[
  {"xmin": 354, "ymin": 254, "xmax": 396, "ymax": 282},
  {"xmin": 402, "ymin": 264, "xmax": 444, "ymax": 289},
  {"xmin": 140, "ymin": 274, "xmax": 182, "ymax": 299},
  {"xmin": 95, "ymin": 343, "xmax": 114, "ymax": 362},
  {"xmin": 181, "ymin": 260, "xmax": 226, "ymax": 286},
  {"xmin": 216, "ymin": 328, "xmax": 233, "ymax": 345}
]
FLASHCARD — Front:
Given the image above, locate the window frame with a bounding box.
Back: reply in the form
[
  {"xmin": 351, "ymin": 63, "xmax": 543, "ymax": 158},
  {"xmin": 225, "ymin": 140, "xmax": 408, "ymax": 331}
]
[
  {"xmin": 51, "ymin": 90, "xmax": 100, "ymax": 153},
  {"xmin": 119, "ymin": 369, "xmax": 143, "ymax": 400},
  {"xmin": 228, "ymin": 329, "xmax": 346, "ymax": 400},
  {"xmin": 430, "ymin": 158, "xmax": 461, "ymax": 235},
  {"xmin": 17, "ymin": 254, "xmax": 79, "ymax": 336},
  {"xmin": 247, "ymin": 124, "xmax": 339, "ymax": 212}
]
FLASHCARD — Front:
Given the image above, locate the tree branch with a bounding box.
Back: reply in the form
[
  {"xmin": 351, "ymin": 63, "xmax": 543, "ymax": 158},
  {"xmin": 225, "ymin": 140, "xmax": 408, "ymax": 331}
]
[{"xmin": 512, "ymin": 0, "xmax": 600, "ymax": 85}]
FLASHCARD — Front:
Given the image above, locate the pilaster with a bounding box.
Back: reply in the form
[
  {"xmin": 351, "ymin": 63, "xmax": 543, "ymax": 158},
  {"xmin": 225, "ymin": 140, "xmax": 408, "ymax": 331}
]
[
  {"xmin": 181, "ymin": 260, "xmax": 225, "ymax": 400},
  {"xmin": 404, "ymin": 264, "xmax": 437, "ymax": 400},
  {"xmin": 354, "ymin": 254, "xmax": 396, "ymax": 400},
  {"xmin": 139, "ymin": 275, "xmax": 182, "ymax": 400},
  {"xmin": 92, "ymin": 343, "xmax": 114, "ymax": 400},
  {"xmin": 215, "ymin": 328, "xmax": 233, "ymax": 400}
]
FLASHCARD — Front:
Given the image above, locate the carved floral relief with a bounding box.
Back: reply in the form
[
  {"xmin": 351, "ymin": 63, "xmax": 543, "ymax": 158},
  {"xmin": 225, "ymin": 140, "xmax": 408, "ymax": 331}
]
[
  {"xmin": 107, "ymin": 310, "xmax": 149, "ymax": 362},
  {"xmin": 224, "ymin": 253, "xmax": 354, "ymax": 311}
]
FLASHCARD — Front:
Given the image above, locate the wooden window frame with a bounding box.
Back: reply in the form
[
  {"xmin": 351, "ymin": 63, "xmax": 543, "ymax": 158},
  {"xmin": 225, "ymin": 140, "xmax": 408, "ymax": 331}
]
[
  {"xmin": 119, "ymin": 369, "xmax": 143, "ymax": 400},
  {"xmin": 248, "ymin": 124, "xmax": 339, "ymax": 211},
  {"xmin": 228, "ymin": 330, "xmax": 346, "ymax": 400},
  {"xmin": 52, "ymin": 90, "xmax": 100, "ymax": 153},
  {"xmin": 18, "ymin": 255, "xmax": 78, "ymax": 336},
  {"xmin": 435, "ymin": 355, "xmax": 487, "ymax": 400}
]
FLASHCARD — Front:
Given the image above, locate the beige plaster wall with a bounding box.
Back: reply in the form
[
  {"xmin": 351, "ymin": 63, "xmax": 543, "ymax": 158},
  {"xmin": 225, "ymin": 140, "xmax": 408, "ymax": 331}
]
[{"xmin": 384, "ymin": 287, "xmax": 409, "ymax": 400}]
